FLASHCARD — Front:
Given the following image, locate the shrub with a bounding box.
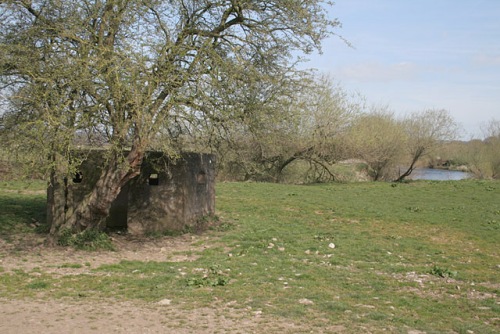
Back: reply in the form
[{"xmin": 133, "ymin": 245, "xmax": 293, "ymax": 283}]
[{"xmin": 57, "ymin": 228, "xmax": 114, "ymax": 251}]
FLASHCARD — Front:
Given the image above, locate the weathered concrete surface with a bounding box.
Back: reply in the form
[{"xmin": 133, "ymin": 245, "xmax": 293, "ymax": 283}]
[
  {"xmin": 47, "ymin": 151, "xmax": 216, "ymax": 234},
  {"xmin": 127, "ymin": 152, "xmax": 216, "ymax": 234}
]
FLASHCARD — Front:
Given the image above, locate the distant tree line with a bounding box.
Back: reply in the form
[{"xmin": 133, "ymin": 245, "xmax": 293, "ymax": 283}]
[
  {"xmin": 431, "ymin": 120, "xmax": 500, "ymax": 180},
  {"xmin": 208, "ymin": 73, "xmax": 469, "ymax": 183},
  {"xmin": 3, "ymin": 68, "xmax": 499, "ymax": 184}
]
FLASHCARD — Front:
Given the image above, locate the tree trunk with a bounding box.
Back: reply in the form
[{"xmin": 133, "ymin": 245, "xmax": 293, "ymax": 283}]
[
  {"xmin": 48, "ymin": 146, "xmax": 144, "ymax": 243},
  {"xmin": 395, "ymin": 146, "xmax": 425, "ymax": 182}
]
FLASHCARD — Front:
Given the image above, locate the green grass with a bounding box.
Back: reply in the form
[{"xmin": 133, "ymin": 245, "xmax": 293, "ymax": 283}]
[
  {"xmin": 57, "ymin": 228, "xmax": 115, "ymax": 251},
  {"xmin": 0, "ymin": 180, "xmax": 47, "ymax": 239},
  {"xmin": 1, "ymin": 180, "xmax": 499, "ymax": 332}
]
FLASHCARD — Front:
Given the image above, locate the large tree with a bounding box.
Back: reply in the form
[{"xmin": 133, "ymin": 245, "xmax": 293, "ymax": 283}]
[
  {"xmin": 0, "ymin": 0, "xmax": 338, "ymax": 238},
  {"xmin": 343, "ymin": 109, "xmax": 404, "ymax": 181},
  {"xmin": 215, "ymin": 74, "xmax": 362, "ymax": 182}
]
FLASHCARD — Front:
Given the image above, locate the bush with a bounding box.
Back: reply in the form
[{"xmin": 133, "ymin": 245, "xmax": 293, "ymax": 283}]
[{"xmin": 57, "ymin": 228, "xmax": 114, "ymax": 251}]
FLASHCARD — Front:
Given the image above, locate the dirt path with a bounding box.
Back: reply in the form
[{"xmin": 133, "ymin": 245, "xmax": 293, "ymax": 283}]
[{"xmin": 0, "ymin": 298, "xmax": 310, "ymax": 334}]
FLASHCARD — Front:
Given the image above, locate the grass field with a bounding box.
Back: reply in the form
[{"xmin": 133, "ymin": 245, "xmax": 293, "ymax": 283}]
[
  {"xmin": 0, "ymin": 180, "xmax": 46, "ymax": 241},
  {"xmin": 0, "ymin": 180, "xmax": 499, "ymax": 333}
]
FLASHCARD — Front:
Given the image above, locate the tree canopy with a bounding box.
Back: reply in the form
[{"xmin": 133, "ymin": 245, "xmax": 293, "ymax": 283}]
[{"xmin": 0, "ymin": 0, "xmax": 339, "ymax": 236}]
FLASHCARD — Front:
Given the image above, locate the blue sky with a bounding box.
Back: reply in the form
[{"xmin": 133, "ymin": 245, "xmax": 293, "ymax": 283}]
[{"xmin": 307, "ymin": 0, "xmax": 500, "ymax": 138}]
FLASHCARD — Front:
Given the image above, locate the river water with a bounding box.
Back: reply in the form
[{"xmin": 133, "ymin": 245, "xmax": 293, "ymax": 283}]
[{"xmin": 409, "ymin": 168, "xmax": 471, "ymax": 181}]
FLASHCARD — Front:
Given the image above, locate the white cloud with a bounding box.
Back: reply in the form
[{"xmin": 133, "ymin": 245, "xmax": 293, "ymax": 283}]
[
  {"xmin": 337, "ymin": 61, "xmax": 419, "ymax": 82},
  {"xmin": 472, "ymin": 54, "xmax": 500, "ymax": 67}
]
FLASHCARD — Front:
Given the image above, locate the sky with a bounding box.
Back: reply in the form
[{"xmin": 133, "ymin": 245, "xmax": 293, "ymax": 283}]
[{"xmin": 305, "ymin": 0, "xmax": 500, "ymax": 138}]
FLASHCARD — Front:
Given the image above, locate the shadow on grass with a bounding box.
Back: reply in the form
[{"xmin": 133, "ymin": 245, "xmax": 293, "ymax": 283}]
[{"xmin": 0, "ymin": 193, "xmax": 47, "ymax": 239}]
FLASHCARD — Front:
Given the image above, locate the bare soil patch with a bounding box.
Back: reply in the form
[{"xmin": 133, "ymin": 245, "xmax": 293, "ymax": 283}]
[
  {"xmin": 0, "ymin": 232, "xmax": 206, "ymax": 275},
  {"xmin": 1, "ymin": 295, "xmax": 343, "ymax": 334},
  {"xmin": 0, "ymin": 297, "xmax": 326, "ymax": 334}
]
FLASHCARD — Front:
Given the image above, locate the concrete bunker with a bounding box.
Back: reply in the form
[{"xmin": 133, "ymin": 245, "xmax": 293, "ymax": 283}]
[{"xmin": 47, "ymin": 151, "xmax": 216, "ymax": 234}]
